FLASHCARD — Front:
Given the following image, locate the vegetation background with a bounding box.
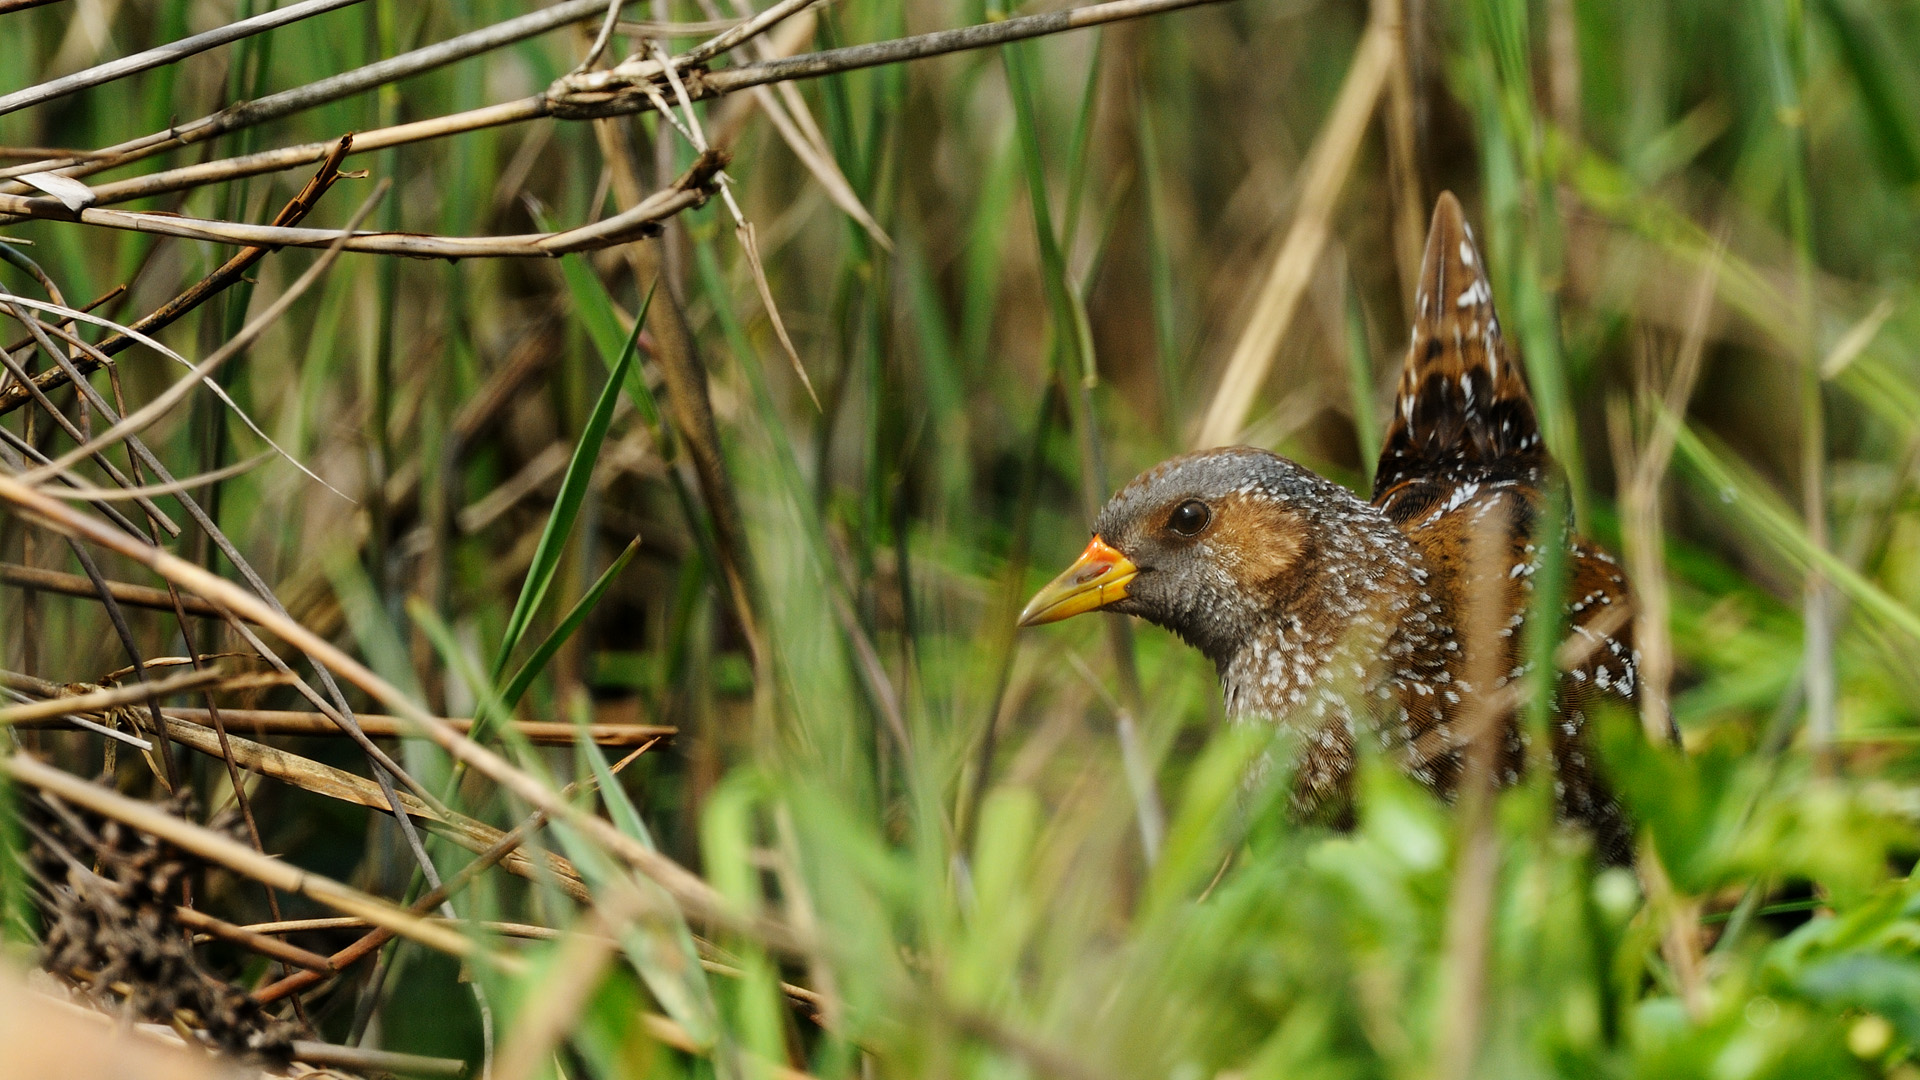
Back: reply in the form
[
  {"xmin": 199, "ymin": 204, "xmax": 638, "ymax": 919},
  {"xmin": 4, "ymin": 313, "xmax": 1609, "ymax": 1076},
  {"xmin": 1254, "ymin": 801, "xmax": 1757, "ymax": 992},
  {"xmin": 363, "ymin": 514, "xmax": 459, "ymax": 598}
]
[{"xmin": 2, "ymin": 0, "xmax": 1920, "ymax": 1077}]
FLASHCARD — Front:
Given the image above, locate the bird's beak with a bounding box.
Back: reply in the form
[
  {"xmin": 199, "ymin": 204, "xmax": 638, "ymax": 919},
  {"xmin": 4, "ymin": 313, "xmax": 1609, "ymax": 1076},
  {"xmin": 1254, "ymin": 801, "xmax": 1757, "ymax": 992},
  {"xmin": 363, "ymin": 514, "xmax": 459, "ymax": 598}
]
[{"xmin": 1018, "ymin": 536, "xmax": 1138, "ymax": 627}]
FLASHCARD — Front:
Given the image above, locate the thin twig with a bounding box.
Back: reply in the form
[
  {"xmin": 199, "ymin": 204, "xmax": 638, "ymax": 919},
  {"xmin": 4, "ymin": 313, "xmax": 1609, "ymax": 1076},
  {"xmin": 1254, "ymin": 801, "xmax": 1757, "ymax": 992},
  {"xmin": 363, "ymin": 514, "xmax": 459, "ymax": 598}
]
[{"xmin": 172, "ymin": 906, "xmax": 336, "ymax": 974}]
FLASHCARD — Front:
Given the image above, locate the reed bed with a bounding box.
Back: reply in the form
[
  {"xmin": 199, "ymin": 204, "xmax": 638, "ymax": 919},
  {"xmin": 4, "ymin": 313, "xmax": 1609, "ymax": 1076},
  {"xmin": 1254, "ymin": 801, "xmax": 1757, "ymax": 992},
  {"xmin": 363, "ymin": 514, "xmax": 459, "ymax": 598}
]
[{"xmin": 1, "ymin": 1, "xmax": 1919, "ymax": 1077}]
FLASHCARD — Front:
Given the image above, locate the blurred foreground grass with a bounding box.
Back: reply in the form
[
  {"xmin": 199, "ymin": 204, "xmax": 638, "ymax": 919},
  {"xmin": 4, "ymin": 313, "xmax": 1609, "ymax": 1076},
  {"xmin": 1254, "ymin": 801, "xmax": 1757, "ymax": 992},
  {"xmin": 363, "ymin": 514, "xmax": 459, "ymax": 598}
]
[{"xmin": 3, "ymin": 1, "xmax": 1920, "ymax": 1077}]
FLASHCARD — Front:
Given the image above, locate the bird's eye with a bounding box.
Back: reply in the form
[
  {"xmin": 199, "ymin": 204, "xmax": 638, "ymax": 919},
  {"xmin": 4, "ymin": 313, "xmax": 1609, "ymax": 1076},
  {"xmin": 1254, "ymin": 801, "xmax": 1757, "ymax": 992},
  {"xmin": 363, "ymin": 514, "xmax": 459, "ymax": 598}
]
[{"xmin": 1167, "ymin": 499, "xmax": 1211, "ymax": 537}]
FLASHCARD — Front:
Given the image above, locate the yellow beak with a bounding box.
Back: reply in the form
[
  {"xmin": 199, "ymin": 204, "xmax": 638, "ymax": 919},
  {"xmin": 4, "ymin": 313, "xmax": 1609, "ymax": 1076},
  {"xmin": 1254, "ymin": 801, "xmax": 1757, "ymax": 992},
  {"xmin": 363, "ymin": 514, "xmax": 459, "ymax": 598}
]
[{"xmin": 1017, "ymin": 536, "xmax": 1139, "ymax": 627}]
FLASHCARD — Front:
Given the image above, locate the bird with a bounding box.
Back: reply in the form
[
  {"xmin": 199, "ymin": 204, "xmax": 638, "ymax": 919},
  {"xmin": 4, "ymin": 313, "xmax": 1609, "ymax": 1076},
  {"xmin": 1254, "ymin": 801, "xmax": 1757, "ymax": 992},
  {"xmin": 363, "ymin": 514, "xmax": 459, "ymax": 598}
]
[{"xmin": 1018, "ymin": 192, "xmax": 1638, "ymax": 862}]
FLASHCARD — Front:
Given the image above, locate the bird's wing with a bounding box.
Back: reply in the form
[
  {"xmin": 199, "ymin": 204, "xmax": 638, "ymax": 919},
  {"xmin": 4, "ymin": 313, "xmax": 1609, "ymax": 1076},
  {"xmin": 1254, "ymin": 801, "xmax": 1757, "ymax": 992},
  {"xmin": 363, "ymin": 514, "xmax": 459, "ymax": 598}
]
[
  {"xmin": 1549, "ymin": 540, "xmax": 1642, "ymax": 863},
  {"xmin": 1373, "ymin": 191, "xmax": 1548, "ymax": 520}
]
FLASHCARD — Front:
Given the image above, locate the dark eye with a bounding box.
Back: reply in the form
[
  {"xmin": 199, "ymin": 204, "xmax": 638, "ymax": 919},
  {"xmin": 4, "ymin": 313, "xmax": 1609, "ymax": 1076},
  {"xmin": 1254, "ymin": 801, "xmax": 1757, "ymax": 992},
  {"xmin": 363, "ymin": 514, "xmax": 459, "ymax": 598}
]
[{"xmin": 1167, "ymin": 499, "xmax": 1211, "ymax": 537}]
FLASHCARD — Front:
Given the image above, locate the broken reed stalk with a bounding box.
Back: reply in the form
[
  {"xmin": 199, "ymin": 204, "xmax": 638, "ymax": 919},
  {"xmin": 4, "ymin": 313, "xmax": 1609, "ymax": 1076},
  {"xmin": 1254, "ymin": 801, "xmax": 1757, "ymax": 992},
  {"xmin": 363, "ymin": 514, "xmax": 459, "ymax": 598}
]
[
  {"xmin": 1192, "ymin": 6, "xmax": 1394, "ymax": 449},
  {"xmin": 150, "ymin": 712, "xmax": 595, "ymax": 899}
]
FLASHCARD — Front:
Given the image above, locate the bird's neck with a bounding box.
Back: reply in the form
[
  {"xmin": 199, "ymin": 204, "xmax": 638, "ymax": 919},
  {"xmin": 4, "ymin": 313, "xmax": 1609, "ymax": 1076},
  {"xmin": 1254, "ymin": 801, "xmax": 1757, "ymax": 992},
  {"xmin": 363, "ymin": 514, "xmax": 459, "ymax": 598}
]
[{"xmin": 1216, "ymin": 510, "xmax": 1436, "ymax": 724}]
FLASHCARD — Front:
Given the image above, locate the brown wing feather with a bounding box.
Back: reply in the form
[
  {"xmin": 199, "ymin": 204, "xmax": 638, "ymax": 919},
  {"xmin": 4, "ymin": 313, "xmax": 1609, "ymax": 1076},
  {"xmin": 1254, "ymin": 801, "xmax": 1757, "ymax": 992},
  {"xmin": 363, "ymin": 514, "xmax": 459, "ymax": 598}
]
[
  {"xmin": 1374, "ymin": 191, "xmax": 1547, "ymax": 520},
  {"xmin": 1370, "ymin": 192, "xmax": 1645, "ymax": 864},
  {"xmin": 1552, "ymin": 543, "xmax": 1642, "ymax": 864}
]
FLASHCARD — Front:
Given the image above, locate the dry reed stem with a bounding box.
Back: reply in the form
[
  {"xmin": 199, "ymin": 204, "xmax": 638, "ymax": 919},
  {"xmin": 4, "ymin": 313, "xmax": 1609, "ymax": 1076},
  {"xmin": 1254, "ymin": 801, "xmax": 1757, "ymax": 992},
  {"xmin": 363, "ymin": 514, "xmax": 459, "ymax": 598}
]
[
  {"xmin": 0, "ymin": 1, "xmax": 687, "ymax": 184},
  {"xmin": 0, "ymin": 153, "xmax": 720, "ymax": 258},
  {"xmin": 284, "ymin": 1044, "xmax": 467, "ymax": 1077},
  {"xmin": 1378, "ymin": 0, "xmax": 1425, "ymax": 312},
  {"xmin": 1193, "ymin": 8, "xmax": 1394, "ymax": 449},
  {"xmin": 2, "ymin": 752, "xmax": 516, "ymax": 971},
  {"xmin": 157, "ymin": 707, "xmax": 672, "ymax": 746},
  {"xmin": 0, "ymin": 562, "xmax": 231, "ymax": 618},
  {"xmin": 0, "ymin": 0, "xmax": 368, "ymax": 118},
  {"xmin": 0, "ymin": 472, "xmax": 806, "ymax": 953},
  {"xmin": 147, "ymin": 712, "xmax": 592, "ymax": 899},
  {"xmin": 0, "ymin": 666, "xmax": 267, "ymax": 725}
]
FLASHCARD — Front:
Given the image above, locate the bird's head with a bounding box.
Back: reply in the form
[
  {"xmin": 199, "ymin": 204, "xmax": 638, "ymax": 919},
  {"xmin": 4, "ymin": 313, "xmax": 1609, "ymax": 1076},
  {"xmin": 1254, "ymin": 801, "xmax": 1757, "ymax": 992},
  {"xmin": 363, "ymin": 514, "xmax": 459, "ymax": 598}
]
[{"xmin": 1019, "ymin": 447, "xmax": 1355, "ymax": 664}]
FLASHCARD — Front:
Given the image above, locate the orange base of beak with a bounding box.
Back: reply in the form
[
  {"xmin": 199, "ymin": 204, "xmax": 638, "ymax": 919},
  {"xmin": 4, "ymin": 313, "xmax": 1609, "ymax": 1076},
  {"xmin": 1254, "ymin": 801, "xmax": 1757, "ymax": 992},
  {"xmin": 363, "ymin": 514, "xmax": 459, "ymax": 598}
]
[{"xmin": 1018, "ymin": 536, "xmax": 1138, "ymax": 626}]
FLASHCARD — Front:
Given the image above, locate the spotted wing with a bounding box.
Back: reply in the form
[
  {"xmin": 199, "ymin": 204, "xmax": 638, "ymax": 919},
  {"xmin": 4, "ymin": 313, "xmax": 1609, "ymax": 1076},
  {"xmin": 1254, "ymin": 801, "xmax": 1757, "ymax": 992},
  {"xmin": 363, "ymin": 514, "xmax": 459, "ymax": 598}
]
[
  {"xmin": 1548, "ymin": 541, "xmax": 1644, "ymax": 864},
  {"xmin": 1372, "ymin": 191, "xmax": 1548, "ymax": 522}
]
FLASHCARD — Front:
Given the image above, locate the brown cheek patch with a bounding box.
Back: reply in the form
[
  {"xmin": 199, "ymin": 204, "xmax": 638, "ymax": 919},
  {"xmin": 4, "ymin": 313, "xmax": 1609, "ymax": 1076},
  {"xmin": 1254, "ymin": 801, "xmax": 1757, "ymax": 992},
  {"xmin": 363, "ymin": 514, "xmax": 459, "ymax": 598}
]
[{"xmin": 1205, "ymin": 493, "xmax": 1306, "ymax": 599}]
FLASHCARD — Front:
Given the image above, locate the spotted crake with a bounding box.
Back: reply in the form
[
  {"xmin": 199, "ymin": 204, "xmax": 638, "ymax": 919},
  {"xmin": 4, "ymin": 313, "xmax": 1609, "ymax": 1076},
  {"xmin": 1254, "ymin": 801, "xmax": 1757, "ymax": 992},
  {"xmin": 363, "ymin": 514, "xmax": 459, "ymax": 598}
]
[{"xmin": 1020, "ymin": 192, "xmax": 1645, "ymax": 862}]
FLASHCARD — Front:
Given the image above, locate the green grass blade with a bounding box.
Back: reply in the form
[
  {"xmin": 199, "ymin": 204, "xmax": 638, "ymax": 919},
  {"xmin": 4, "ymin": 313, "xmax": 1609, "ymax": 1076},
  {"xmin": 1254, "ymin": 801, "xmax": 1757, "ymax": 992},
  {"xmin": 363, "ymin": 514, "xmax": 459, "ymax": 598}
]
[
  {"xmin": 498, "ymin": 535, "xmax": 642, "ymax": 716},
  {"xmin": 488, "ymin": 283, "xmax": 653, "ymax": 693},
  {"xmin": 1674, "ymin": 421, "xmax": 1920, "ymax": 644}
]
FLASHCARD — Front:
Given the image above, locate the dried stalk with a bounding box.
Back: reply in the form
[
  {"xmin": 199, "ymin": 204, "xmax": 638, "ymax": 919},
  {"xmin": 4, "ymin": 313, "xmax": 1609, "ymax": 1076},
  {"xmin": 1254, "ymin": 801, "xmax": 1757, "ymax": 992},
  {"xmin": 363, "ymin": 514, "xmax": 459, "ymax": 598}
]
[
  {"xmin": 0, "ymin": 138, "xmax": 353, "ymax": 419},
  {"xmin": 0, "ymin": 2, "xmax": 727, "ymax": 186},
  {"xmin": 148, "ymin": 712, "xmax": 592, "ymax": 901},
  {"xmin": 0, "ymin": 0, "xmax": 370, "ymax": 119},
  {"xmin": 159, "ymin": 708, "xmax": 672, "ymax": 746},
  {"xmin": 0, "ymin": 668, "xmax": 280, "ymax": 725},
  {"xmin": 1193, "ymin": 8, "xmax": 1394, "ymax": 448},
  {"xmin": 0, "ymin": 0, "xmax": 1230, "ymax": 225},
  {"xmin": 171, "ymin": 906, "xmax": 335, "ymax": 975},
  {"xmin": 0, "ymin": 563, "xmax": 234, "ymax": 619},
  {"xmin": 0, "ymin": 151, "xmax": 723, "ymax": 260}
]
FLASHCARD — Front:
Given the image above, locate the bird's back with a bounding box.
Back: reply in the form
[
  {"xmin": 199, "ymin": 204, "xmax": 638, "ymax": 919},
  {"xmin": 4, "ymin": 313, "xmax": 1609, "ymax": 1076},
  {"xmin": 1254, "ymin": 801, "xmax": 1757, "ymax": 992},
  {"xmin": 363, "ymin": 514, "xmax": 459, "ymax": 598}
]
[{"xmin": 1370, "ymin": 192, "xmax": 1635, "ymax": 862}]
